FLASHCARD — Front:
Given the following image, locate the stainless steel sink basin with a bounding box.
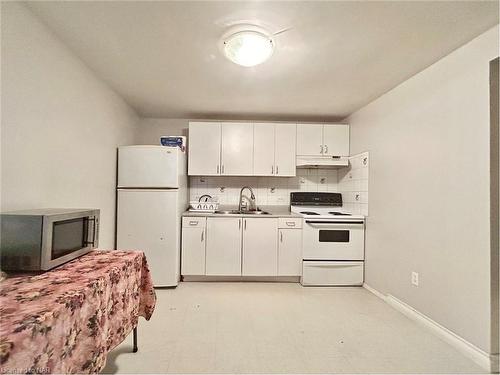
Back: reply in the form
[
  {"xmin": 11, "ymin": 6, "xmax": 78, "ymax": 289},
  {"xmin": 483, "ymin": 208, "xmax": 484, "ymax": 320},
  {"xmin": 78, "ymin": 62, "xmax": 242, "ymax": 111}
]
[
  {"xmin": 245, "ymin": 210, "xmax": 270, "ymax": 215},
  {"xmin": 213, "ymin": 209, "xmax": 271, "ymax": 215},
  {"xmin": 214, "ymin": 210, "xmax": 242, "ymax": 215}
]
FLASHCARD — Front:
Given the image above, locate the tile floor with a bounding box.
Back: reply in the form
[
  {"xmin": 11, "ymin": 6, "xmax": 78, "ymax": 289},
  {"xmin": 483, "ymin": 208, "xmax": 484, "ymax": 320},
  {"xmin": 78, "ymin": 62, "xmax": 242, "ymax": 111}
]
[{"xmin": 102, "ymin": 282, "xmax": 487, "ymax": 374}]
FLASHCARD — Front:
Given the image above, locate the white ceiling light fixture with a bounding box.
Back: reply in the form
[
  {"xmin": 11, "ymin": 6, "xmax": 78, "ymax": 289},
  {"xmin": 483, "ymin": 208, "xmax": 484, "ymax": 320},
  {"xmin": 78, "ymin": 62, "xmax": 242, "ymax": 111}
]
[{"xmin": 221, "ymin": 25, "xmax": 275, "ymax": 67}]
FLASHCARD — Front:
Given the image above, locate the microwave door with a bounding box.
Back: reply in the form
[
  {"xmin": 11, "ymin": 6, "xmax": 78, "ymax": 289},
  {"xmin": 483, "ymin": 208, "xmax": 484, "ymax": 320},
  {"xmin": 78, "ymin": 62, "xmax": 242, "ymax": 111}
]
[{"xmin": 41, "ymin": 214, "xmax": 96, "ymax": 270}]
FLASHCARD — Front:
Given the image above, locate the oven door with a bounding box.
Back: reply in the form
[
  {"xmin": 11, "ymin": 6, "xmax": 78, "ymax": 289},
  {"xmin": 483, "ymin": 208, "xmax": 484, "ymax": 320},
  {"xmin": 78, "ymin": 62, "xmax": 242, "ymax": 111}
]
[
  {"xmin": 41, "ymin": 210, "xmax": 99, "ymax": 270},
  {"xmin": 302, "ymin": 220, "xmax": 364, "ymax": 260}
]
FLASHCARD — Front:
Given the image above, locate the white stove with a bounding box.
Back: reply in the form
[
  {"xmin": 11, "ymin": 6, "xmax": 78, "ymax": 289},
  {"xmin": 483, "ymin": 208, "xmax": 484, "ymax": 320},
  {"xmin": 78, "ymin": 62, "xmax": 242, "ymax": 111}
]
[
  {"xmin": 291, "ymin": 206, "xmax": 365, "ymax": 221},
  {"xmin": 290, "ymin": 192, "xmax": 365, "ymax": 287}
]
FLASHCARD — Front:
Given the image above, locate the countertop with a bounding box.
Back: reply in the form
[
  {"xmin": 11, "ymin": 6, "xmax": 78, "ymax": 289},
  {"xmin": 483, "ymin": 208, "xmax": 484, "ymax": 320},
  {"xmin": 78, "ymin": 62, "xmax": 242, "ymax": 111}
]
[{"xmin": 182, "ymin": 205, "xmax": 301, "ymax": 218}]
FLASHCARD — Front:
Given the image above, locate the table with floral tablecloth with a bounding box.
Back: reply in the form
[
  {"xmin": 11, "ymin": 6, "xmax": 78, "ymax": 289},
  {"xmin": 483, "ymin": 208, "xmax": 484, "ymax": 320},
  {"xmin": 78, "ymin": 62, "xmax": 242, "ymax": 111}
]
[{"xmin": 0, "ymin": 250, "xmax": 156, "ymax": 374}]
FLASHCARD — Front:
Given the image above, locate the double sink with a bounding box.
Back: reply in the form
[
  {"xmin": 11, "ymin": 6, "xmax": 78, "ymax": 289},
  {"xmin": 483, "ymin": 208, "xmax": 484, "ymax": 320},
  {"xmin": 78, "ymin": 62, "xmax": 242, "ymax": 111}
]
[{"xmin": 214, "ymin": 209, "xmax": 270, "ymax": 215}]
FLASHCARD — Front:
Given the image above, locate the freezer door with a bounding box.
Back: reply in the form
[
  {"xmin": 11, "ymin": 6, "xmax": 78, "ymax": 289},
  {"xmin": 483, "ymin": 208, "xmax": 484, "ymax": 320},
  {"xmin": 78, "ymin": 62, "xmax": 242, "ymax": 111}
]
[
  {"xmin": 118, "ymin": 146, "xmax": 180, "ymax": 188},
  {"xmin": 117, "ymin": 189, "xmax": 180, "ymax": 287}
]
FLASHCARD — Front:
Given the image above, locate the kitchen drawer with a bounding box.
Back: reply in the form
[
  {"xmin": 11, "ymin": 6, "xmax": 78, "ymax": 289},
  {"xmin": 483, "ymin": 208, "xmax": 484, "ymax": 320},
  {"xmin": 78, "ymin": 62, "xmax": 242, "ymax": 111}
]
[
  {"xmin": 278, "ymin": 217, "xmax": 302, "ymax": 229},
  {"xmin": 182, "ymin": 217, "xmax": 206, "ymax": 228},
  {"xmin": 301, "ymin": 261, "xmax": 363, "ymax": 286}
]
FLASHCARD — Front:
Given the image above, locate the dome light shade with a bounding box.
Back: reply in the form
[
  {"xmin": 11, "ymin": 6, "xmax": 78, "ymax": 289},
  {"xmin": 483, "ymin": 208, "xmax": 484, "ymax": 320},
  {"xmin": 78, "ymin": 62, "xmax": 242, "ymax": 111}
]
[{"xmin": 223, "ymin": 30, "xmax": 274, "ymax": 67}]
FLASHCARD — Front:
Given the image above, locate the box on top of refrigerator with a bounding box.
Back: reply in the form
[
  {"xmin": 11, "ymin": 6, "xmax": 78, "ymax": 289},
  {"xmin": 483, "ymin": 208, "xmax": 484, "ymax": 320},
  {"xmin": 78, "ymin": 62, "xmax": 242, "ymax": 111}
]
[{"xmin": 160, "ymin": 136, "xmax": 186, "ymax": 152}]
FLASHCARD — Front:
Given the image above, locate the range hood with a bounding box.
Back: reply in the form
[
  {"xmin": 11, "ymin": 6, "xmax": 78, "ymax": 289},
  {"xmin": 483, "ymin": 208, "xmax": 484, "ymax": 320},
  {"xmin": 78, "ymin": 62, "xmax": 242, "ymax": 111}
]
[{"xmin": 296, "ymin": 155, "xmax": 349, "ymax": 168}]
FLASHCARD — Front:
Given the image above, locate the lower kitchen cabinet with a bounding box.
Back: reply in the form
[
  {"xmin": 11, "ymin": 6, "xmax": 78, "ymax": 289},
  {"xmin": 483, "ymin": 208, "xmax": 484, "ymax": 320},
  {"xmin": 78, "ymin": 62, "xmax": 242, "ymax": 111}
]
[
  {"xmin": 181, "ymin": 217, "xmax": 206, "ymax": 275},
  {"xmin": 181, "ymin": 215, "xmax": 302, "ymax": 278},
  {"xmin": 242, "ymin": 218, "xmax": 278, "ymax": 276},
  {"xmin": 205, "ymin": 217, "xmax": 242, "ymax": 276},
  {"xmin": 278, "ymin": 228, "xmax": 302, "ymax": 276}
]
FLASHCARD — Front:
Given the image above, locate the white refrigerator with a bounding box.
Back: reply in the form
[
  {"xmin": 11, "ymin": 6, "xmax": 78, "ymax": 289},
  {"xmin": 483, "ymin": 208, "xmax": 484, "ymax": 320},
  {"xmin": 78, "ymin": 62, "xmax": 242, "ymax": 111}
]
[{"xmin": 116, "ymin": 145, "xmax": 187, "ymax": 287}]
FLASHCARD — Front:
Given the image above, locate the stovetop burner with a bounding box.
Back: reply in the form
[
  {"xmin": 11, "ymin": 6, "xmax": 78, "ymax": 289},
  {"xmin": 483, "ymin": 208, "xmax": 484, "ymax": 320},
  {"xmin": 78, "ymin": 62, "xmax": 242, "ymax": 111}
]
[
  {"xmin": 329, "ymin": 212, "xmax": 352, "ymax": 216},
  {"xmin": 300, "ymin": 211, "xmax": 320, "ymax": 215}
]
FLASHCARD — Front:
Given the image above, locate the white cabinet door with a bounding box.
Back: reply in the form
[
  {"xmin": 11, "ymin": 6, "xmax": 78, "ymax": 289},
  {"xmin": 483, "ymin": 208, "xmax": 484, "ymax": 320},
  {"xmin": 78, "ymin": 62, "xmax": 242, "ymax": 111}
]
[
  {"xmin": 297, "ymin": 124, "xmax": 323, "ymax": 156},
  {"xmin": 322, "ymin": 124, "xmax": 350, "ymax": 157},
  {"xmin": 242, "ymin": 218, "xmax": 278, "ymax": 276},
  {"xmin": 275, "ymin": 123, "xmax": 296, "ymax": 176},
  {"xmin": 205, "ymin": 217, "xmax": 242, "ymax": 276},
  {"xmin": 253, "ymin": 123, "xmax": 275, "ymax": 176},
  {"xmin": 221, "ymin": 122, "xmax": 254, "ymax": 175},
  {"xmin": 188, "ymin": 122, "xmax": 221, "ymax": 175},
  {"xmin": 278, "ymin": 229, "xmax": 302, "ymax": 276},
  {"xmin": 181, "ymin": 219, "xmax": 206, "ymax": 276}
]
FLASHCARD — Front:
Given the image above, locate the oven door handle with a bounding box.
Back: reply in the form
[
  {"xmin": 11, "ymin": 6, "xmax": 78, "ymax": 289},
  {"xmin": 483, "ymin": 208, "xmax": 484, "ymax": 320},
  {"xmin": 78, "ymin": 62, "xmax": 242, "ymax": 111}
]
[{"xmin": 305, "ymin": 220, "xmax": 364, "ymax": 225}]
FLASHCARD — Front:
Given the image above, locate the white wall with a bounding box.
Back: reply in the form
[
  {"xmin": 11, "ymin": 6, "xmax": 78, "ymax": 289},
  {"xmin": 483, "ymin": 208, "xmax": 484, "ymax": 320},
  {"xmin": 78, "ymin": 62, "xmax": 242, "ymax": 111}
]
[
  {"xmin": 347, "ymin": 25, "xmax": 499, "ymax": 353},
  {"xmin": 1, "ymin": 3, "xmax": 139, "ymax": 248},
  {"xmin": 135, "ymin": 118, "xmax": 188, "ymax": 144}
]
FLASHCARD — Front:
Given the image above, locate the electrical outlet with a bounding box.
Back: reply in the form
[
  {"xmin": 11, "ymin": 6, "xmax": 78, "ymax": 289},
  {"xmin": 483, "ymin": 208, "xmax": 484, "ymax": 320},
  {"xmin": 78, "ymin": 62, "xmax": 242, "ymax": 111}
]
[{"xmin": 411, "ymin": 272, "xmax": 419, "ymax": 286}]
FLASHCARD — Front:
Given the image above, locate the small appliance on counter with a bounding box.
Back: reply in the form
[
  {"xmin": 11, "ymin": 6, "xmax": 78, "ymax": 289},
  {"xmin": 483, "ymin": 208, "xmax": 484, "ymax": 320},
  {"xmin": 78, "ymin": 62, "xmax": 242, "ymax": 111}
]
[
  {"xmin": 0, "ymin": 208, "xmax": 100, "ymax": 271},
  {"xmin": 290, "ymin": 192, "xmax": 365, "ymax": 286}
]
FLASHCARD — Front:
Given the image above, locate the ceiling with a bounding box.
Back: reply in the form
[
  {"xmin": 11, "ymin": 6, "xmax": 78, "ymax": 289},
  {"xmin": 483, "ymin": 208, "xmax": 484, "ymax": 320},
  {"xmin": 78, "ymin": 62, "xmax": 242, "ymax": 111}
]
[{"xmin": 27, "ymin": 1, "xmax": 499, "ymax": 121}]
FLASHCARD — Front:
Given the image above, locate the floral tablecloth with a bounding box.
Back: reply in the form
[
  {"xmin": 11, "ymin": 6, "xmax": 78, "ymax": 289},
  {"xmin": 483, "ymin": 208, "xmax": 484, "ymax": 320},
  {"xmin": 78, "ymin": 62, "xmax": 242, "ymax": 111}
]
[{"xmin": 0, "ymin": 250, "xmax": 156, "ymax": 374}]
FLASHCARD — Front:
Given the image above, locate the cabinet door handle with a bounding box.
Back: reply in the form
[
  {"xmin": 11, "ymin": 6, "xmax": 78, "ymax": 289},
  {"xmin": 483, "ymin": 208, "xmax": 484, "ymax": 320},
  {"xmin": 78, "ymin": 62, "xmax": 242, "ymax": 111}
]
[
  {"xmin": 276, "ymin": 165, "xmax": 279, "ymax": 175},
  {"xmin": 217, "ymin": 165, "xmax": 219, "ymax": 174},
  {"xmin": 325, "ymin": 145, "xmax": 328, "ymax": 154},
  {"xmin": 244, "ymin": 219, "xmax": 247, "ymax": 230},
  {"xmin": 221, "ymin": 165, "xmax": 225, "ymax": 174},
  {"xmin": 189, "ymin": 221, "xmax": 198, "ymax": 226},
  {"xmin": 239, "ymin": 219, "xmax": 241, "ymax": 230},
  {"xmin": 271, "ymin": 165, "xmax": 274, "ymax": 174},
  {"xmin": 286, "ymin": 221, "xmax": 296, "ymax": 227},
  {"xmin": 280, "ymin": 231, "xmax": 283, "ymax": 242},
  {"xmin": 320, "ymin": 145, "xmax": 324, "ymax": 154},
  {"xmin": 201, "ymin": 230, "xmax": 204, "ymax": 242}
]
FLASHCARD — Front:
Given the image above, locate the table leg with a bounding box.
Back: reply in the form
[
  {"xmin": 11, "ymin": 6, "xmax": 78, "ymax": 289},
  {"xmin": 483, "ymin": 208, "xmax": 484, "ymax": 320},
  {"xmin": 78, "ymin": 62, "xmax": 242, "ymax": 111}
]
[{"xmin": 133, "ymin": 327, "xmax": 138, "ymax": 353}]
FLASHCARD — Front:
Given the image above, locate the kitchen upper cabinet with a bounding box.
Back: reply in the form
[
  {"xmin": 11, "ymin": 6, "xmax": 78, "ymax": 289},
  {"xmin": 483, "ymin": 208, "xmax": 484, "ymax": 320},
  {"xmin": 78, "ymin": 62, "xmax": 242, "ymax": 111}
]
[
  {"xmin": 221, "ymin": 122, "xmax": 254, "ymax": 175},
  {"xmin": 296, "ymin": 123, "xmax": 349, "ymax": 157},
  {"xmin": 188, "ymin": 121, "xmax": 348, "ymax": 175},
  {"xmin": 242, "ymin": 218, "xmax": 278, "ymax": 276},
  {"xmin": 188, "ymin": 122, "xmax": 221, "ymax": 175},
  {"xmin": 181, "ymin": 217, "xmax": 206, "ymax": 275},
  {"xmin": 205, "ymin": 217, "xmax": 242, "ymax": 276},
  {"xmin": 274, "ymin": 123, "xmax": 296, "ymax": 176},
  {"xmin": 297, "ymin": 124, "xmax": 323, "ymax": 155},
  {"xmin": 253, "ymin": 123, "xmax": 296, "ymax": 176},
  {"xmin": 253, "ymin": 123, "xmax": 275, "ymax": 175},
  {"xmin": 323, "ymin": 124, "xmax": 349, "ymax": 157},
  {"xmin": 278, "ymin": 229, "xmax": 302, "ymax": 276}
]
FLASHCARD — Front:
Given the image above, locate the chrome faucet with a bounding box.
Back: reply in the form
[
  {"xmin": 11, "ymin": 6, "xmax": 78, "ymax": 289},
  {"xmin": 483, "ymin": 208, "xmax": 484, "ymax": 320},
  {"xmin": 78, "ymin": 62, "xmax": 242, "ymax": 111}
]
[{"xmin": 238, "ymin": 186, "xmax": 256, "ymax": 212}]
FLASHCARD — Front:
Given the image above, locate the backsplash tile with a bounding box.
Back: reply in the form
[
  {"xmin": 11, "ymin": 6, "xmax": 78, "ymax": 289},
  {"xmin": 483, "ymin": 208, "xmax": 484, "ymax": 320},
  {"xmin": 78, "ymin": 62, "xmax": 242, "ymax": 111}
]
[
  {"xmin": 338, "ymin": 151, "xmax": 369, "ymax": 216},
  {"xmin": 189, "ymin": 169, "xmax": 338, "ymax": 206},
  {"xmin": 189, "ymin": 154, "xmax": 369, "ymax": 215}
]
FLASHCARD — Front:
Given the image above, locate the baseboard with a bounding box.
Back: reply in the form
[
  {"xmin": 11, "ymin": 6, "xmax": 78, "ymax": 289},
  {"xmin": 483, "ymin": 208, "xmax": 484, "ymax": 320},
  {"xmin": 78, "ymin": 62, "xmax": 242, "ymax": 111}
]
[
  {"xmin": 362, "ymin": 282, "xmax": 386, "ymax": 300},
  {"xmin": 182, "ymin": 275, "xmax": 300, "ymax": 283},
  {"xmin": 363, "ymin": 283, "xmax": 497, "ymax": 373}
]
